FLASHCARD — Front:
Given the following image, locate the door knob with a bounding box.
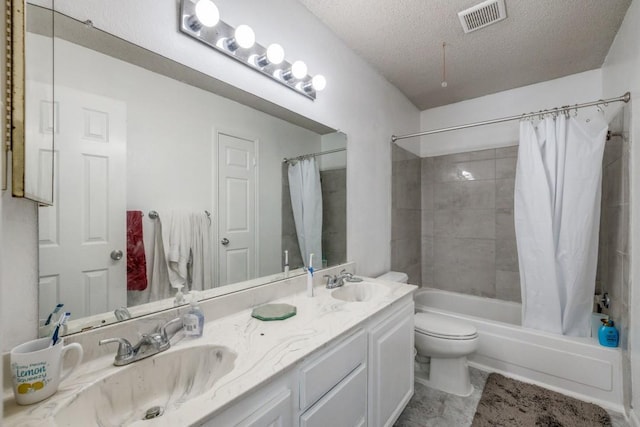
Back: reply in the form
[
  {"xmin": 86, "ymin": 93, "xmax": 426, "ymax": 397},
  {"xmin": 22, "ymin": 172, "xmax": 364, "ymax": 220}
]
[
  {"xmin": 110, "ymin": 250, "xmax": 124, "ymax": 261},
  {"xmin": 221, "ymin": 238, "xmax": 230, "ymax": 246}
]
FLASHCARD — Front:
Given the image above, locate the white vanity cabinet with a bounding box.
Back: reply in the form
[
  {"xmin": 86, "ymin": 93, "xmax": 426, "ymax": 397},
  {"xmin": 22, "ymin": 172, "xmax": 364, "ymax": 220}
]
[
  {"xmin": 200, "ymin": 295, "xmax": 414, "ymax": 427},
  {"xmin": 300, "ymin": 364, "xmax": 367, "ymax": 427},
  {"xmin": 368, "ymin": 300, "xmax": 415, "ymax": 427},
  {"xmin": 299, "ymin": 329, "xmax": 368, "ymax": 427},
  {"xmin": 297, "ymin": 296, "xmax": 415, "ymax": 427},
  {"xmin": 200, "ymin": 373, "xmax": 296, "ymax": 427}
]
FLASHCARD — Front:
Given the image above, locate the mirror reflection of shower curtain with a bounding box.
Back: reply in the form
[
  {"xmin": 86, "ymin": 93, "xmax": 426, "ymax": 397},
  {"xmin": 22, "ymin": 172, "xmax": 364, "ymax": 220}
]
[
  {"xmin": 515, "ymin": 114, "xmax": 607, "ymax": 337},
  {"xmin": 288, "ymin": 158, "xmax": 323, "ymax": 270}
]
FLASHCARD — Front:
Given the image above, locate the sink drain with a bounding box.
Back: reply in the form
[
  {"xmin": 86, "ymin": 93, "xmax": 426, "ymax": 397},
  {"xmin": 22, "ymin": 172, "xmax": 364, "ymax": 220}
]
[{"xmin": 143, "ymin": 406, "xmax": 163, "ymax": 420}]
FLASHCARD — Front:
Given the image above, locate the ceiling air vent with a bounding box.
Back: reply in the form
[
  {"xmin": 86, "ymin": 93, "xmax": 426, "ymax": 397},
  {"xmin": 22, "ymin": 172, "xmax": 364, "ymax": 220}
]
[{"xmin": 458, "ymin": 0, "xmax": 507, "ymax": 33}]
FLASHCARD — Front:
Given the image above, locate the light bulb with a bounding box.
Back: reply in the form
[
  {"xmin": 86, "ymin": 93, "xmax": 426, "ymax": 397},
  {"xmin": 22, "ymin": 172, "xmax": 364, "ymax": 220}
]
[
  {"xmin": 311, "ymin": 75, "xmax": 326, "ymax": 91},
  {"xmin": 235, "ymin": 25, "xmax": 255, "ymax": 49},
  {"xmin": 266, "ymin": 44, "xmax": 285, "ymax": 65},
  {"xmin": 195, "ymin": 0, "xmax": 219, "ymax": 27},
  {"xmin": 291, "ymin": 61, "xmax": 307, "ymax": 79}
]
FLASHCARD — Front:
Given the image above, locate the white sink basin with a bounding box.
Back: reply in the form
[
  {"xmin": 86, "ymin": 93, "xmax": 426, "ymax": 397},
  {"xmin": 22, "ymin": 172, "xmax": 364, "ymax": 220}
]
[
  {"xmin": 53, "ymin": 345, "xmax": 236, "ymax": 426},
  {"xmin": 331, "ymin": 282, "xmax": 389, "ymax": 302}
]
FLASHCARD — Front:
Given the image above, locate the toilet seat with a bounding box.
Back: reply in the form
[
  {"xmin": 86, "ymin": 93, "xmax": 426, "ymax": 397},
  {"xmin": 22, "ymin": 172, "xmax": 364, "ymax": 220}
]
[{"xmin": 415, "ymin": 312, "xmax": 478, "ymax": 340}]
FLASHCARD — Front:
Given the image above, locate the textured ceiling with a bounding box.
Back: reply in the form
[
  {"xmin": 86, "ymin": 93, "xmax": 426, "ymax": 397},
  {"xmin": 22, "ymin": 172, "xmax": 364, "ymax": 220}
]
[{"xmin": 298, "ymin": 0, "xmax": 631, "ymax": 110}]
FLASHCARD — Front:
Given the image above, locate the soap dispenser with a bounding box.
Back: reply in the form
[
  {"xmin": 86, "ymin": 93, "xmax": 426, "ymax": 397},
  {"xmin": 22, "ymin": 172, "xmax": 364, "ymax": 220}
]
[
  {"xmin": 173, "ymin": 283, "xmax": 186, "ymax": 306},
  {"xmin": 183, "ymin": 291, "xmax": 204, "ymax": 338}
]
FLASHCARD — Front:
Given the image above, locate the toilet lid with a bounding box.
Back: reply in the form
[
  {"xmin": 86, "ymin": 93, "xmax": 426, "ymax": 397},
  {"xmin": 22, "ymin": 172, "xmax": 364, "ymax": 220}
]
[{"xmin": 414, "ymin": 312, "xmax": 478, "ymax": 340}]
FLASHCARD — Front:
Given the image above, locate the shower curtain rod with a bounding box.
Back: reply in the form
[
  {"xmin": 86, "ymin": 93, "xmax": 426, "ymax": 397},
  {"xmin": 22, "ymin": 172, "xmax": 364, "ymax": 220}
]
[
  {"xmin": 391, "ymin": 91, "xmax": 631, "ymax": 143},
  {"xmin": 283, "ymin": 147, "xmax": 346, "ymax": 163}
]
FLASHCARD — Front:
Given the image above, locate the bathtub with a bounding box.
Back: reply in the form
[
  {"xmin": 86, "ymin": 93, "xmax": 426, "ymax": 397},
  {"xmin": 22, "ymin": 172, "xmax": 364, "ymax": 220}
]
[{"xmin": 414, "ymin": 288, "xmax": 624, "ymax": 411}]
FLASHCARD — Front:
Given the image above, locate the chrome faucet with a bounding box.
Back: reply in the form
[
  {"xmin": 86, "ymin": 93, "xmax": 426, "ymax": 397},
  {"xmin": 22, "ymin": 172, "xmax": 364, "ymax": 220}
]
[
  {"xmin": 323, "ymin": 269, "xmax": 362, "ymax": 289},
  {"xmin": 99, "ymin": 317, "xmax": 183, "ymax": 366}
]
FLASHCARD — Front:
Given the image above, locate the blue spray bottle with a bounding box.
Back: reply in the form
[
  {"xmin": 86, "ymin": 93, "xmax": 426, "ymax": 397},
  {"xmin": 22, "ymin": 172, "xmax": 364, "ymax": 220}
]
[{"xmin": 598, "ymin": 319, "xmax": 619, "ymax": 348}]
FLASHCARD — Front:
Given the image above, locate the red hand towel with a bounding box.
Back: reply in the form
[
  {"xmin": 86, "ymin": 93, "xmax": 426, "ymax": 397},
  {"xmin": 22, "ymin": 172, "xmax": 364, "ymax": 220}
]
[{"xmin": 127, "ymin": 211, "xmax": 148, "ymax": 291}]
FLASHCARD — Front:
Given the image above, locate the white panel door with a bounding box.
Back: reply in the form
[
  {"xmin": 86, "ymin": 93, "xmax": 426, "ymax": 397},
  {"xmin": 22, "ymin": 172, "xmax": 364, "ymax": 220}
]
[
  {"xmin": 217, "ymin": 132, "xmax": 256, "ymax": 286},
  {"xmin": 24, "ymin": 81, "xmax": 55, "ymax": 203},
  {"xmin": 38, "ymin": 85, "xmax": 126, "ymax": 320}
]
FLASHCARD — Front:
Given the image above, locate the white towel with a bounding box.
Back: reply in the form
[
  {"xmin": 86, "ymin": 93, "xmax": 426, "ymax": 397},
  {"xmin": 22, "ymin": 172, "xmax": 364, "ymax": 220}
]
[
  {"xmin": 149, "ymin": 217, "xmax": 172, "ymax": 301},
  {"xmin": 163, "ymin": 210, "xmax": 192, "ymax": 289},
  {"xmin": 189, "ymin": 211, "xmax": 212, "ymax": 291},
  {"xmin": 127, "ymin": 215, "xmax": 171, "ymax": 306}
]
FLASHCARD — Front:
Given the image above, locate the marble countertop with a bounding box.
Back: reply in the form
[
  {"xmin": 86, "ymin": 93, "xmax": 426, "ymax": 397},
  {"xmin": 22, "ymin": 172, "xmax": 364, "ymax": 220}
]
[{"xmin": 3, "ymin": 278, "xmax": 416, "ymax": 426}]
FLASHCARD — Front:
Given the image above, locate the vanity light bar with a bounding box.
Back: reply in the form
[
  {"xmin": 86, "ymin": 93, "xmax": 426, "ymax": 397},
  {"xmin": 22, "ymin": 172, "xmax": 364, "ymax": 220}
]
[{"xmin": 179, "ymin": 0, "xmax": 326, "ymax": 100}]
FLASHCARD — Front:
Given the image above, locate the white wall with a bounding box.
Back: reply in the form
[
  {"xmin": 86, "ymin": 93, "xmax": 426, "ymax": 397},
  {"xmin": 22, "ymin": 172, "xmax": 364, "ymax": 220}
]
[
  {"xmin": 47, "ymin": 0, "xmax": 419, "ymax": 275},
  {"xmin": 415, "ymin": 69, "xmax": 603, "ymax": 157},
  {"xmin": 319, "ymin": 132, "xmax": 347, "ymax": 171},
  {"xmin": 51, "ymin": 37, "xmax": 320, "ymax": 283},
  {"xmin": 1, "ymin": 8, "xmax": 40, "ymax": 352},
  {"xmin": 601, "ymin": 0, "xmax": 640, "ymax": 423},
  {"xmin": 1, "ymin": 0, "xmax": 419, "ymax": 350}
]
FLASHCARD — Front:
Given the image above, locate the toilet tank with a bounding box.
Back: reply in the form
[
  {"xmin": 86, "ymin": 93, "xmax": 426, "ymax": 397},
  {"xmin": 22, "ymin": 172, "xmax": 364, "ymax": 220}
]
[{"xmin": 376, "ymin": 271, "xmax": 408, "ymax": 283}]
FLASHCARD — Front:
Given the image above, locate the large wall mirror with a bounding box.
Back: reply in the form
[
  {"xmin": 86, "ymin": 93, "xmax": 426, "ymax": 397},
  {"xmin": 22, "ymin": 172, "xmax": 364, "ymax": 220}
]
[{"xmin": 28, "ymin": 4, "xmax": 347, "ymax": 336}]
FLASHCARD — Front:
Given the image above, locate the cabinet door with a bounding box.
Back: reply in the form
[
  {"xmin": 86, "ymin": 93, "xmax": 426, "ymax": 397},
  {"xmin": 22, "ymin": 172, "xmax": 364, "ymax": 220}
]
[
  {"xmin": 300, "ymin": 364, "xmax": 367, "ymax": 427},
  {"xmin": 368, "ymin": 301, "xmax": 415, "ymax": 427},
  {"xmin": 201, "ymin": 374, "xmax": 294, "ymax": 427},
  {"xmin": 299, "ymin": 328, "xmax": 366, "ymax": 410},
  {"xmin": 237, "ymin": 389, "xmax": 293, "ymax": 427}
]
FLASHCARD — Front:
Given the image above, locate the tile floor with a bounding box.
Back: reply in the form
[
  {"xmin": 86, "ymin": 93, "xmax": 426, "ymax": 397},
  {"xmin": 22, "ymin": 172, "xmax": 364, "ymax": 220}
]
[{"xmin": 394, "ymin": 367, "xmax": 630, "ymax": 427}]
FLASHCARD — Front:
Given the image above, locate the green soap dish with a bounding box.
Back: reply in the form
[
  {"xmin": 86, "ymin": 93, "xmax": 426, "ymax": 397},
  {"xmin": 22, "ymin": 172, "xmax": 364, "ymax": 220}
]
[{"xmin": 251, "ymin": 303, "xmax": 297, "ymax": 321}]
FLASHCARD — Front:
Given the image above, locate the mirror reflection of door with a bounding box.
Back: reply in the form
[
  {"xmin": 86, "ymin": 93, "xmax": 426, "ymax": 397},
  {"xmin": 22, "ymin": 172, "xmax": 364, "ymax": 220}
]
[
  {"xmin": 24, "ymin": 81, "xmax": 55, "ymax": 203},
  {"xmin": 38, "ymin": 86, "xmax": 127, "ymax": 320},
  {"xmin": 217, "ymin": 132, "xmax": 257, "ymax": 286}
]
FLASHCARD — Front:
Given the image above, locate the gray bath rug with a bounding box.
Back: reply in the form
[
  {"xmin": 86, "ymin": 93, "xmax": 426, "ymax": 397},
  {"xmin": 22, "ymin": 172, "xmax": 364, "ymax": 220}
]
[{"xmin": 471, "ymin": 373, "xmax": 612, "ymax": 427}]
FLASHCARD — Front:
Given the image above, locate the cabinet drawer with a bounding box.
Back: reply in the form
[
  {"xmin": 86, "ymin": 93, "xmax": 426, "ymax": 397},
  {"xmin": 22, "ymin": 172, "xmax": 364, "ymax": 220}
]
[
  {"xmin": 299, "ymin": 328, "xmax": 366, "ymax": 410},
  {"xmin": 236, "ymin": 389, "xmax": 292, "ymax": 427},
  {"xmin": 300, "ymin": 364, "xmax": 367, "ymax": 427}
]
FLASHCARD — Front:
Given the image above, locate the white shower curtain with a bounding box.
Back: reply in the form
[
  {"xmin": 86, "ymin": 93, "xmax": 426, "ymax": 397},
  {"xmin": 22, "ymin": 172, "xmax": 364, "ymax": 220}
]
[
  {"xmin": 288, "ymin": 158, "xmax": 323, "ymax": 270},
  {"xmin": 515, "ymin": 114, "xmax": 607, "ymax": 337}
]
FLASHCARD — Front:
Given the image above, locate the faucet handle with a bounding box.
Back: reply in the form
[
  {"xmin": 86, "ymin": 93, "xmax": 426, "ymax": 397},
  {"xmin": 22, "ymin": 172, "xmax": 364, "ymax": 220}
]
[
  {"xmin": 340, "ymin": 269, "xmax": 361, "ymax": 282},
  {"xmin": 323, "ymin": 274, "xmax": 336, "ymax": 287},
  {"xmin": 99, "ymin": 337, "xmax": 133, "ymax": 358},
  {"xmin": 159, "ymin": 317, "xmax": 183, "ymax": 342}
]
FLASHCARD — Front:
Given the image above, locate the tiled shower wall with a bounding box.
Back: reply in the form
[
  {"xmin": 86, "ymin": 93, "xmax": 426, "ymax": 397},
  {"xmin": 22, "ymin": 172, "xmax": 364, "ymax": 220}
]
[
  {"xmin": 391, "ymin": 145, "xmax": 422, "ymax": 285},
  {"xmin": 320, "ymin": 169, "xmax": 348, "ymax": 267},
  {"xmin": 596, "ymin": 137, "xmax": 629, "ymax": 324},
  {"xmin": 597, "ymin": 134, "xmax": 630, "ymax": 328},
  {"xmin": 421, "ymin": 146, "xmax": 520, "ymax": 300},
  {"xmin": 596, "ymin": 108, "xmax": 631, "ymax": 407}
]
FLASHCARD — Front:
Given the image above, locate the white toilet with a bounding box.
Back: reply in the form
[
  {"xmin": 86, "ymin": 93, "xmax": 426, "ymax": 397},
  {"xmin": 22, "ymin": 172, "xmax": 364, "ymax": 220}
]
[
  {"xmin": 376, "ymin": 271, "xmax": 479, "ymax": 397},
  {"xmin": 414, "ymin": 312, "xmax": 479, "ymax": 396}
]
